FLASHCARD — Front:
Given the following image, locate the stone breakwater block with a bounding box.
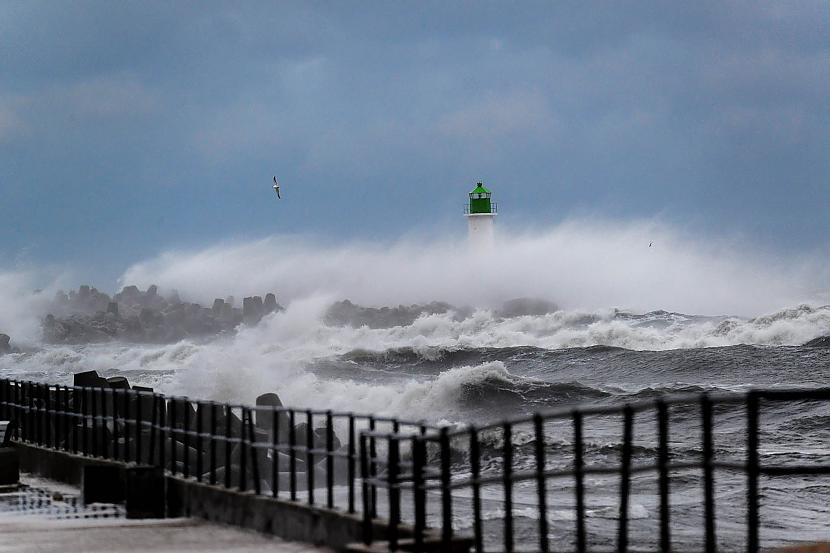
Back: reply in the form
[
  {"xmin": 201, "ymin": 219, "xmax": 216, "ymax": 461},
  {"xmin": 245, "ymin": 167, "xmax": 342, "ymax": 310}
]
[
  {"xmin": 126, "ymin": 465, "xmax": 166, "ymax": 519},
  {"xmin": 0, "ymin": 447, "xmax": 19, "ymax": 485},
  {"xmin": 83, "ymin": 465, "xmax": 125, "ymax": 504},
  {"xmin": 74, "ymin": 370, "xmax": 106, "ymax": 388},
  {"xmin": 0, "ymin": 334, "xmax": 10, "ymax": 354},
  {"xmin": 107, "ymin": 376, "xmax": 131, "ymax": 389}
]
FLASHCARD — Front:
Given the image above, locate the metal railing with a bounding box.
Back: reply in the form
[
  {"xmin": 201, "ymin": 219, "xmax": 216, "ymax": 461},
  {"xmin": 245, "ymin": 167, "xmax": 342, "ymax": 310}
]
[
  {"xmin": 0, "ymin": 378, "xmax": 436, "ymax": 525},
  {"xmin": 362, "ymin": 389, "xmax": 830, "ymax": 553},
  {"xmin": 464, "ymin": 203, "xmax": 498, "ymax": 215}
]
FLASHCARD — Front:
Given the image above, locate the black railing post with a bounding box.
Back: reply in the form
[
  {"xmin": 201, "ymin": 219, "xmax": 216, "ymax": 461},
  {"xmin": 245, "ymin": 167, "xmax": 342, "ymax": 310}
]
[
  {"xmin": 289, "ymin": 410, "xmax": 297, "ymax": 501},
  {"xmin": 112, "ymin": 389, "xmax": 119, "ymax": 460},
  {"xmin": 47, "ymin": 384, "xmax": 54, "ymax": 448},
  {"xmin": 502, "ymin": 422, "xmax": 513, "ymax": 553},
  {"xmin": 149, "ymin": 394, "xmax": 159, "ymax": 466},
  {"xmin": 4, "ymin": 379, "xmax": 10, "ymax": 423},
  {"xmin": 413, "ymin": 435, "xmax": 427, "ymax": 553},
  {"xmin": 15, "ymin": 382, "xmax": 20, "ymax": 441},
  {"xmin": 747, "ymin": 392, "xmax": 760, "ymax": 553},
  {"xmin": 326, "ymin": 410, "xmax": 334, "ymax": 509},
  {"xmin": 31, "ymin": 382, "xmax": 38, "ymax": 445},
  {"xmin": 440, "ymin": 426, "xmax": 454, "ymax": 550},
  {"xmin": 576, "ymin": 409, "xmax": 590, "ymax": 553},
  {"xmin": 470, "ymin": 427, "xmax": 483, "ymax": 553},
  {"xmin": 3, "ymin": 379, "xmax": 10, "ymax": 421},
  {"xmin": 135, "ymin": 389, "xmax": 143, "ymax": 464},
  {"xmin": 170, "ymin": 398, "xmax": 178, "ymax": 475},
  {"xmin": 73, "ymin": 386, "xmax": 80, "ymax": 454},
  {"xmin": 91, "ymin": 387, "xmax": 99, "ymax": 456},
  {"xmin": 387, "ymin": 436, "xmax": 401, "ymax": 553},
  {"xmin": 28, "ymin": 382, "xmax": 34, "ymax": 444},
  {"xmin": 247, "ymin": 408, "xmax": 261, "ymax": 495},
  {"xmin": 196, "ymin": 401, "xmax": 203, "ymax": 482},
  {"xmin": 306, "ymin": 410, "xmax": 314, "ymax": 504},
  {"xmin": 278, "ymin": 407, "xmax": 280, "ymax": 497},
  {"xmin": 657, "ymin": 400, "xmax": 671, "ymax": 553},
  {"xmin": 25, "ymin": 381, "xmax": 36, "ymax": 443},
  {"xmin": 122, "ymin": 388, "xmax": 130, "ymax": 462},
  {"xmin": 183, "ymin": 398, "xmax": 191, "ymax": 478},
  {"xmin": 160, "ymin": 395, "xmax": 167, "ymax": 471},
  {"xmin": 14, "ymin": 381, "xmax": 21, "ymax": 441},
  {"xmin": 1, "ymin": 380, "xmax": 7, "ymax": 420},
  {"xmin": 348, "ymin": 415, "xmax": 356, "ymax": 513},
  {"xmin": 702, "ymin": 394, "xmax": 717, "ymax": 553},
  {"xmin": 534, "ymin": 414, "xmax": 550, "ymax": 553},
  {"xmin": 48, "ymin": 384, "xmax": 55, "ymax": 448},
  {"xmin": 42, "ymin": 383, "xmax": 50, "ymax": 448},
  {"xmin": 210, "ymin": 402, "xmax": 217, "ymax": 485},
  {"xmin": 224, "ymin": 404, "xmax": 232, "ymax": 489},
  {"xmin": 30, "ymin": 381, "xmax": 36, "ymax": 444},
  {"xmin": 360, "ymin": 432, "xmax": 373, "ymax": 546},
  {"xmin": 100, "ymin": 386, "xmax": 109, "ymax": 457},
  {"xmin": 618, "ymin": 405, "xmax": 634, "ymax": 553},
  {"xmin": 0, "ymin": 379, "xmax": 6, "ymax": 420},
  {"xmin": 240, "ymin": 407, "xmax": 247, "ymax": 492},
  {"xmin": 29, "ymin": 382, "xmax": 36, "ymax": 444},
  {"xmin": 369, "ymin": 417, "xmax": 378, "ymax": 518},
  {"xmin": 62, "ymin": 386, "xmax": 70, "ymax": 451},
  {"xmin": 17, "ymin": 381, "xmax": 23, "ymax": 441}
]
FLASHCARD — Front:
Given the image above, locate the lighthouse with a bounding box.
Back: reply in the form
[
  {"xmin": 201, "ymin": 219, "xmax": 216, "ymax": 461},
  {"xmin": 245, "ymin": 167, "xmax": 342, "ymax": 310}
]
[{"xmin": 465, "ymin": 182, "xmax": 497, "ymax": 247}]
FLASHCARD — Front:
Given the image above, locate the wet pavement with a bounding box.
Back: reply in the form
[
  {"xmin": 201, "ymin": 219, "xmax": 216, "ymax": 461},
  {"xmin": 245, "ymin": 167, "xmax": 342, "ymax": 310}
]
[{"xmin": 0, "ymin": 476, "xmax": 333, "ymax": 553}]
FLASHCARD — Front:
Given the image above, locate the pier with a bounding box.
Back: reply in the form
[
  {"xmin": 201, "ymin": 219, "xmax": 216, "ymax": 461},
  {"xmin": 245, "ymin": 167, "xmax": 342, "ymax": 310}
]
[{"xmin": 2, "ymin": 376, "xmax": 830, "ymax": 551}]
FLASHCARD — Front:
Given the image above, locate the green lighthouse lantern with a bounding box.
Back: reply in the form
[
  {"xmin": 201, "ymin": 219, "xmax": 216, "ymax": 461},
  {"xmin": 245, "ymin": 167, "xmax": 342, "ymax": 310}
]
[
  {"xmin": 468, "ymin": 182, "xmax": 494, "ymax": 214},
  {"xmin": 466, "ymin": 181, "xmax": 496, "ymax": 247}
]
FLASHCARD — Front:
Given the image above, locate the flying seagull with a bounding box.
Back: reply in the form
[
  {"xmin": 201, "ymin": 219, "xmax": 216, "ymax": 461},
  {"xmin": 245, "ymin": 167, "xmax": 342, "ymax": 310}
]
[
  {"xmin": 649, "ymin": 241, "xmax": 653, "ymax": 248},
  {"xmin": 272, "ymin": 176, "xmax": 281, "ymax": 199}
]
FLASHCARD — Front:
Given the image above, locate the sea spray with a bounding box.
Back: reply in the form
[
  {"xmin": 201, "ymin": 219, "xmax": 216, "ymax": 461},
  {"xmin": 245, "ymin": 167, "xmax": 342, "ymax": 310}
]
[{"xmin": 119, "ymin": 219, "xmax": 827, "ymax": 316}]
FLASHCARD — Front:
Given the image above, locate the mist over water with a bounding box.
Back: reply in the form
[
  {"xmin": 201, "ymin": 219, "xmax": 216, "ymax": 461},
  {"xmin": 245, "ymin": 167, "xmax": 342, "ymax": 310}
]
[{"xmin": 120, "ymin": 219, "xmax": 827, "ymax": 316}]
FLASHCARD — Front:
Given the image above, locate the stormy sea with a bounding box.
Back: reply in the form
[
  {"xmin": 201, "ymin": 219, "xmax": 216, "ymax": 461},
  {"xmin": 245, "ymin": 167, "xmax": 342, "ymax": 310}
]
[{"xmin": 1, "ymin": 222, "xmax": 829, "ymax": 549}]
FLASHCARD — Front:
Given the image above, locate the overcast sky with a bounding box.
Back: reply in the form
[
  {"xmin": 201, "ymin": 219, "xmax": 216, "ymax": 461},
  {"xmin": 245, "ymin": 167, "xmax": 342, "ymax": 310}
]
[{"xmin": 2, "ymin": 2, "xmax": 829, "ymax": 287}]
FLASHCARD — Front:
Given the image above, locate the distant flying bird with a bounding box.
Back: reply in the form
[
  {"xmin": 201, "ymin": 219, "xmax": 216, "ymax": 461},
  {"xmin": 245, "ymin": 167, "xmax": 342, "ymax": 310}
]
[
  {"xmin": 649, "ymin": 241, "xmax": 653, "ymax": 248},
  {"xmin": 272, "ymin": 176, "xmax": 281, "ymax": 199}
]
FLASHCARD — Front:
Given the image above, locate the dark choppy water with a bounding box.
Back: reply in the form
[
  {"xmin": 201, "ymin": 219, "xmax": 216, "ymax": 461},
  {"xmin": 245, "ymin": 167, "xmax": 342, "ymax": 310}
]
[{"xmin": 313, "ymin": 342, "xmax": 830, "ymax": 551}]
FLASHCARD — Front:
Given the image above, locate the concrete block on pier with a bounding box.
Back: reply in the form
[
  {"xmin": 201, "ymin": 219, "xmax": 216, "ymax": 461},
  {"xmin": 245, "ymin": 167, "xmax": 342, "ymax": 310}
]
[
  {"xmin": 74, "ymin": 370, "xmax": 106, "ymax": 388},
  {"xmin": 126, "ymin": 465, "xmax": 166, "ymax": 519},
  {"xmin": 0, "ymin": 447, "xmax": 19, "ymax": 485},
  {"xmin": 107, "ymin": 376, "xmax": 131, "ymax": 389},
  {"xmin": 82, "ymin": 464, "xmax": 125, "ymax": 504}
]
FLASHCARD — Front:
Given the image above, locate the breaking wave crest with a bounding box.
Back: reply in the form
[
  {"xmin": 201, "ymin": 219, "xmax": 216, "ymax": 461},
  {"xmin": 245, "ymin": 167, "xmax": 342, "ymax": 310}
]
[
  {"xmin": 322, "ymin": 302, "xmax": 830, "ymax": 355},
  {"xmin": 1, "ymin": 297, "xmax": 829, "ymax": 423}
]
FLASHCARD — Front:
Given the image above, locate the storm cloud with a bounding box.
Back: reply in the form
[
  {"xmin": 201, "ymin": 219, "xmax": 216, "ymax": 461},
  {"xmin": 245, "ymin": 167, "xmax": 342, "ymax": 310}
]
[{"xmin": 1, "ymin": 2, "xmax": 829, "ymax": 285}]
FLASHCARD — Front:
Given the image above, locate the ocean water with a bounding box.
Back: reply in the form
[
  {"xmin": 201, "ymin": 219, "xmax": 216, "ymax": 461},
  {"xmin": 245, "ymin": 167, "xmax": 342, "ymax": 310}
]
[{"xmin": 2, "ymin": 301, "xmax": 830, "ymax": 550}]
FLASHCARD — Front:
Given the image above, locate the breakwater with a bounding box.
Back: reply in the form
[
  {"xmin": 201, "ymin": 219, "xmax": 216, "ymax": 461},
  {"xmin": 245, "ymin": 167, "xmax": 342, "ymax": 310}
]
[{"xmin": 1, "ymin": 375, "xmax": 830, "ymax": 552}]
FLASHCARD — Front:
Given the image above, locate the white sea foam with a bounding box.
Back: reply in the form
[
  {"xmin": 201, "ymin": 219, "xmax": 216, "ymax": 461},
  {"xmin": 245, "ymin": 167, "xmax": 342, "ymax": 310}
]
[{"xmin": 1, "ymin": 298, "xmax": 829, "ymax": 421}]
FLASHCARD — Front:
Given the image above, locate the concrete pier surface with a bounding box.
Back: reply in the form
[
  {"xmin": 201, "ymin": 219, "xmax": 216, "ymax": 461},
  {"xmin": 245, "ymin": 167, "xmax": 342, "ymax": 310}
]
[{"xmin": 0, "ymin": 517, "xmax": 335, "ymax": 553}]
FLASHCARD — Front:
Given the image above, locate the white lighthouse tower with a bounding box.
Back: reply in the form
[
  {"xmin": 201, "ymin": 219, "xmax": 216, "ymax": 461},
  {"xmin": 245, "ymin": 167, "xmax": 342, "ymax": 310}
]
[{"xmin": 465, "ymin": 182, "xmax": 496, "ymax": 248}]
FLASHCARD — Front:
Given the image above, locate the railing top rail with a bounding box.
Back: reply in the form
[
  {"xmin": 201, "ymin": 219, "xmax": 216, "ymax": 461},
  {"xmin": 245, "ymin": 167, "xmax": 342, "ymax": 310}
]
[
  {"xmin": 0, "ymin": 377, "xmax": 438, "ymax": 431},
  {"xmin": 419, "ymin": 387, "xmax": 830, "ymax": 439}
]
